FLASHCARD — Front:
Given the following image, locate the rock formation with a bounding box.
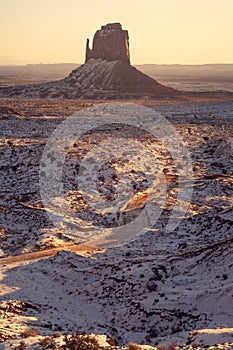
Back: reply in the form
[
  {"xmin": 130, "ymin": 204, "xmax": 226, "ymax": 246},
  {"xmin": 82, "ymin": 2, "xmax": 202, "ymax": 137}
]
[
  {"xmin": 0, "ymin": 23, "xmax": 176, "ymax": 99},
  {"xmin": 85, "ymin": 23, "xmax": 130, "ymax": 64}
]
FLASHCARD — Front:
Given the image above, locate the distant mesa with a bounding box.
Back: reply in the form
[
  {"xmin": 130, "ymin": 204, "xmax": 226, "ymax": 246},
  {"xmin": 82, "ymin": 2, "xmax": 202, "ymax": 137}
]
[{"xmin": 0, "ymin": 23, "xmax": 176, "ymax": 99}]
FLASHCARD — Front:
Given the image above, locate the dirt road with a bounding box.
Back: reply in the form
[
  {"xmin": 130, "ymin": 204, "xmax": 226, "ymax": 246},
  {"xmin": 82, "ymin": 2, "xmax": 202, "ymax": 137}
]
[{"xmin": 0, "ymin": 244, "xmax": 101, "ymax": 265}]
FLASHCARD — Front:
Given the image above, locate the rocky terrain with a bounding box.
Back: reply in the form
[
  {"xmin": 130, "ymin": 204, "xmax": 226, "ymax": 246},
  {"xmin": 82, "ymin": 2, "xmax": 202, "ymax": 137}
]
[{"xmin": 0, "ymin": 98, "xmax": 232, "ymax": 349}]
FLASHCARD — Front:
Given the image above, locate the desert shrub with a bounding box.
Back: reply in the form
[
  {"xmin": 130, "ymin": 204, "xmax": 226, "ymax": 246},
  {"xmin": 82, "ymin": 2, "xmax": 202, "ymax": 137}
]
[
  {"xmin": 16, "ymin": 341, "xmax": 27, "ymax": 349},
  {"xmin": 128, "ymin": 342, "xmax": 141, "ymax": 350},
  {"xmin": 221, "ymin": 324, "xmax": 228, "ymax": 328},
  {"xmin": 192, "ymin": 330, "xmax": 200, "ymax": 336},
  {"xmin": 157, "ymin": 343, "xmax": 177, "ymax": 350},
  {"xmin": 39, "ymin": 336, "xmax": 57, "ymax": 349},
  {"xmin": 21, "ymin": 328, "xmax": 40, "ymax": 338},
  {"xmin": 157, "ymin": 345, "xmax": 166, "ymax": 350},
  {"xmin": 62, "ymin": 333, "xmax": 100, "ymax": 350},
  {"xmin": 167, "ymin": 342, "xmax": 177, "ymax": 350},
  {"xmin": 53, "ymin": 332, "xmax": 62, "ymax": 338},
  {"xmin": 39, "ymin": 333, "xmax": 101, "ymax": 350}
]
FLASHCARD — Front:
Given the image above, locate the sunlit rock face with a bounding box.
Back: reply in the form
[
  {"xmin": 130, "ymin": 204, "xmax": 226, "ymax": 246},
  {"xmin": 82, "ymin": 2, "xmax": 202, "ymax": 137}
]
[{"xmin": 85, "ymin": 23, "xmax": 130, "ymax": 64}]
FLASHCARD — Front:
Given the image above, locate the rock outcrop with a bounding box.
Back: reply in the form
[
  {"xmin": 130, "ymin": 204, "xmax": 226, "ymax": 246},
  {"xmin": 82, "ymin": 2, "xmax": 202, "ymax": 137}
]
[
  {"xmin": 0, "ymin": 23, "xmax": 176, "ymax": 99},
  {"xmin": 85, "ymin": 23, "xmax": 130, "ymax": 64}
]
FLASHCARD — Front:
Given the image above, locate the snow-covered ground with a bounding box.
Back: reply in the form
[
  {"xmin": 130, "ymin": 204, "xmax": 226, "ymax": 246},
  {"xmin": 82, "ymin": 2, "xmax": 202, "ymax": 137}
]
[{"xmin": 0, "ymin": 99, "xmax": 233, "ymax": 349}]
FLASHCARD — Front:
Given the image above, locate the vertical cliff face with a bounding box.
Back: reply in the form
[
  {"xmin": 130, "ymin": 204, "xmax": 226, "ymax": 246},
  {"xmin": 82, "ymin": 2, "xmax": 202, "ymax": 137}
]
[{"xmin": 85, "ymin": 23, "xmax": 130, "ymax": 64}]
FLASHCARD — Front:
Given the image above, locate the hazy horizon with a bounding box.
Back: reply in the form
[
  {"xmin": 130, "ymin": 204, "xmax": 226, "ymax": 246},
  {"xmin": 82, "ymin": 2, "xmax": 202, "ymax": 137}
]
[
  {"xmin": 0, "ymin": 62, "xmax": 233, "ymax": 67},
  {"xmin": 1, "ymin": 0, "xmax": 233, "ymax": 66}
]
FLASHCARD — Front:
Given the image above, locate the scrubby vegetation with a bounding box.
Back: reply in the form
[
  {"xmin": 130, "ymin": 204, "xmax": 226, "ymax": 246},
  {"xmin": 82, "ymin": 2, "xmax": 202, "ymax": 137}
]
[{"xmin": 39, "ymin": 333, "xmax": 101, "ymax": 349}]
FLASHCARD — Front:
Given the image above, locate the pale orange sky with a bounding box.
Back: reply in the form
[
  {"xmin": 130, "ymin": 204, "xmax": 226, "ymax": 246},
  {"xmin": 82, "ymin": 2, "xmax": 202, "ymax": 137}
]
[{"xmin": 0, "ymin": 0, "xmax": 233, "ymax": 65}]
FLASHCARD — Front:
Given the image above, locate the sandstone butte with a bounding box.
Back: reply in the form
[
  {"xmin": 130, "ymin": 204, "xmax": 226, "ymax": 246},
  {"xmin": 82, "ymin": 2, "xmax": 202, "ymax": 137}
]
[
  {"xmin": 85, "ymin": 23, "xmax": 130, "ymax": 64},
  {"xmin": 0, "ymin": 22, "xmax": 177, "ymax": 99},
  {"xmin": 64, "ymin": 22, "xmax": 176, "ymax": 98}
]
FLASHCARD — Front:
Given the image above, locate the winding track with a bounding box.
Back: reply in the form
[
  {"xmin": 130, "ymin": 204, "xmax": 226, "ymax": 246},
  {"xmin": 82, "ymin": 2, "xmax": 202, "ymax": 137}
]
[{"xmin": 0, "ymin": 244, "xmax": 101, "ymax": 265}]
